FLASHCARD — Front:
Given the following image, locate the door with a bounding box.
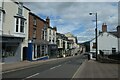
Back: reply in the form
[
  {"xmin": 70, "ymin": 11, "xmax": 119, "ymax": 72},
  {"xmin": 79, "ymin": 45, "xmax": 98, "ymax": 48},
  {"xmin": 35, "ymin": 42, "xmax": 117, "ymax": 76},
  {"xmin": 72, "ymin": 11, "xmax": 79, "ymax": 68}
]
[{"xmin": 23, "ymin": 47, "xmax": 27, "ymax": 60}]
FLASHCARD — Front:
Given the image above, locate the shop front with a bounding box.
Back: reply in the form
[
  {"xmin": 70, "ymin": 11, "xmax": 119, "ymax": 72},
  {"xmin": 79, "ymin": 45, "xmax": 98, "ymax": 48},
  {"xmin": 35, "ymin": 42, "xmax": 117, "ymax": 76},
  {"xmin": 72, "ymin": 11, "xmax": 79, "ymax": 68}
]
[
  {"xmin": 48, "ymin": 44, "xmax": 58, "ymax": 58},
  {"xmin": 27, "ymin": 40, "xmax": 49, "ymax": 61},
  {"xmin": 1, "ymin": 36, "xmax": 23, "ymax": 63}
]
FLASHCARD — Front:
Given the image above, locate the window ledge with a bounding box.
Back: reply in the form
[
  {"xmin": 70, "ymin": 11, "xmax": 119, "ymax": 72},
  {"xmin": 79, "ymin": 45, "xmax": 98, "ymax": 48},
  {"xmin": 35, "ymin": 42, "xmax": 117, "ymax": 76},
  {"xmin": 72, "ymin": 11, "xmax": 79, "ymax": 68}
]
[{"xmin": 13, "ymin": 32, "xmax": 25, "ymax": 37}]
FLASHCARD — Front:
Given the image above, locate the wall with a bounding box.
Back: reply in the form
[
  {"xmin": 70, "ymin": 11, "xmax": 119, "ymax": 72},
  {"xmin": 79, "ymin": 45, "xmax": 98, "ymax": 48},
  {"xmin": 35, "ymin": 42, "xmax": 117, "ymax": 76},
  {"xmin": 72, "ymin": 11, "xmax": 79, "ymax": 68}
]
[
  {"xmin": 98, "ymin": 32, "xmax": 118, "ymax": 53},
  {"xmin": 3, "ymin": 1, "xmax": 29, "ymax": 61},
  {"xmin": 90, "ymin": 39, "xmax": 96, "ymax": 53},
  {"xmin": 90, "ymin": 32, "xmax": 118, "ymax": 54},
  {"xmin": 0, "ymin": 10, "xmax": 3, "ymax": 35},
  {"xmin": 47, "ymin": 28, "xmax": 56, "ymax": 44},
  {"xmin": 29, "ymin": 13, "xmax": 44, "ymax": 41}
]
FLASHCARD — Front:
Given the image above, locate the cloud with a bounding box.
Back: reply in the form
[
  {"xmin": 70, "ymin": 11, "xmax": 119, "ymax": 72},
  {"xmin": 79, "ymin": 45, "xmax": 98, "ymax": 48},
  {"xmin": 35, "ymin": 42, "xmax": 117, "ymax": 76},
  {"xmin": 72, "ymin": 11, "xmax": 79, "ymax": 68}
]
[{"xmin": 24, "ymin": 2, "xmax": 118, "ymax": 43}]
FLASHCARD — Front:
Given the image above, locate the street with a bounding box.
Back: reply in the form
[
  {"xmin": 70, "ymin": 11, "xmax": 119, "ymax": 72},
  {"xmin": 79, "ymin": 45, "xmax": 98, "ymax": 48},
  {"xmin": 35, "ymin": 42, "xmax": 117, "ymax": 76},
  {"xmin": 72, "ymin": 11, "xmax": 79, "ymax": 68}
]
[{"xmin": 2, "ymin": 54, "xmax": 87, "ymax": 79}]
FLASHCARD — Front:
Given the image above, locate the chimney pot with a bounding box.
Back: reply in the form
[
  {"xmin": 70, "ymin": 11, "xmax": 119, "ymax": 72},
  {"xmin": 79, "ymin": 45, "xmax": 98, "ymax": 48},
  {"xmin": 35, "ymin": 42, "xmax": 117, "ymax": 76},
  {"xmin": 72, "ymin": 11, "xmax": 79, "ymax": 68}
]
[
  {"xmin": 102, "ymin": 23, "xmax": 107, "ymax": 32},
  {"xmin": 46, "ymin": 16, "xmax": 50, "ymax": 27}
]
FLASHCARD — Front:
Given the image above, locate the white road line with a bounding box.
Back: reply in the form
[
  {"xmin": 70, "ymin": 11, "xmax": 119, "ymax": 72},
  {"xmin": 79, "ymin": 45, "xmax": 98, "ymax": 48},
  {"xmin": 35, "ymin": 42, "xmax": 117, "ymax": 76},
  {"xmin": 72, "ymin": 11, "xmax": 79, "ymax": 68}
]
[
  {"xmin": 50, "ymin": 65, "xmax": 61, "ymax": 70},
  {"xmin": 3, "ymin": 67, "xmax": 33, "ymax": 74},
  {"xmin": 71, "ymin": 60, "xmax": 87, "ymax": 80},
  {"xmin": 26, "ymin": 73, "xmax": 39, "ymax": 79}
]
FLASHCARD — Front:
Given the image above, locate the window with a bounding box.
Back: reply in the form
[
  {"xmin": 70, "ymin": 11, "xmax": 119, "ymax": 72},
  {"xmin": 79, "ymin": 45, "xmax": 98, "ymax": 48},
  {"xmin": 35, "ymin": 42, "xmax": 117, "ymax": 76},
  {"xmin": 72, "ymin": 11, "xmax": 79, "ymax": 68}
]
[
  {"xmin": 42, "ymin": 45, "xmax": 45, "ymax": 56},
  {"xmin": 33, "ymin": 17, "xmax": 37, "ymax": 26},
  {"xmin": 42, "ymin": 29, "xmax": 44, "ymax": 40},
  {"xmin": 16, "ymin": 18, "xmax": 19, "ymax": 32},
  {"xmin": 20, "ymin": 19, "xmax": 25, "ymax": 32},
  {"xmin": 52, "ymin": 38, "xmax": 54, "ymax": 43},
  {"xmin": 112, "ymin": 48, "xmax": 116, "ymax": 54},
  {"xmin": 92, "ymin": 43, "xmax": 96, "ymax": 49},
  {"xmin": 49, "ymin": 29, "xmax": 51, "ymax": 35},
  {"xmin": 49, "ymin": 37, "xmax": 51, "ymax": 42},
  {"xmin": 18, "ymin": 3, "xmax": 23, "ymax": 16},
  {"xmin": 33, "ymin": 28, "xmax": 36, "ymax": 39},
  {"xmin": 18, "ymin": 7, "xmax": 22, "ymax": 16},
  {"xmin": 15, "ymin": 18, "xmax": 25, "ymax": 33}
]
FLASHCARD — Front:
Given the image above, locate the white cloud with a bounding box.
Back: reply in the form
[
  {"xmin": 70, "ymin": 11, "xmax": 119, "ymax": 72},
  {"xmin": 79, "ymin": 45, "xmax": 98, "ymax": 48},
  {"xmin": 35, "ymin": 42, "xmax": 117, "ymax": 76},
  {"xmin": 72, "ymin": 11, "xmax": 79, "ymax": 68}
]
[
  {"xmin": 23, "ymin": 2, "xmax": 118, "ymax": 43},
  {"xmin": 7, "ymin": 0, "xmax": 119, "ymax": 2}
]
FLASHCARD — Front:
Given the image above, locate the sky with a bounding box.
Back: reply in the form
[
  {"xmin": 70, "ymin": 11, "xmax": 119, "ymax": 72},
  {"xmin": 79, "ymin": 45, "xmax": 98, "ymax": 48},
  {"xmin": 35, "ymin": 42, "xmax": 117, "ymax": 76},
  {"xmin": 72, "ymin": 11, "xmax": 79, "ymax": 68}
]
[{"xmin": 23, "ymin": 0, "xmax": 119, "ymax": 43}]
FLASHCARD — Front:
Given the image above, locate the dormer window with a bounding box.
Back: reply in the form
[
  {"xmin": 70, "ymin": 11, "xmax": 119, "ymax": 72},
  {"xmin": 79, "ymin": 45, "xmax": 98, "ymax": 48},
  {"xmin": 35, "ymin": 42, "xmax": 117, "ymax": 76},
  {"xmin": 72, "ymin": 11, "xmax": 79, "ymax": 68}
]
[{"xmin": 18, "ymin": 3, "xmax": 23, "ymax": 16}]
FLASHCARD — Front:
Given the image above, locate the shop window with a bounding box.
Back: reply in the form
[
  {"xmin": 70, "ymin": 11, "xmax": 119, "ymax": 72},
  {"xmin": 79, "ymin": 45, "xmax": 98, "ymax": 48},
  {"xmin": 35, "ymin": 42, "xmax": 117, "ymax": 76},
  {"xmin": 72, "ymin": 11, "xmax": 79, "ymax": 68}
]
[
  {"xmin": 112, "ymin": 48, "xmax": 116, "ymax": 54},
  {"xmin": 42, "ymin": 45, "xmax": 45, "ymax": 56},
  {"xmin": 37, "ymin": 45, "xmax": 40, "ymax": 57},
  {"xmin": 2, "ymin": 43, "xmax": 18, "ymax": 58}
]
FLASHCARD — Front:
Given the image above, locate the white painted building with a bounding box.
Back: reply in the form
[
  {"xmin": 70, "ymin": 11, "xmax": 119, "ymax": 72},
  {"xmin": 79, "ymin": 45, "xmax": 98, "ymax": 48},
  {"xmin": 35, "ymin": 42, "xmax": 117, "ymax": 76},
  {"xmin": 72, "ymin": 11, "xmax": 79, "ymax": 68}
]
[
  {"xmin": 65, "ymin": 32, "xmax": 79, "ymax": 55},
  {"xmin": 90, "ymin": 32, "xmax": 118, "ymax": 55},
  {"xmin": 46, "ymin": 17, "xmax": 57, "ymax": 57},
  {"xmin": 1, "ymin": 1, "xmax": 30, "ymax": 63},
  {"xmin": 47, "ymin": 27, "xmax": 57, "ymax": 44},
  {"xmin": 0, "ymin": 0, "xmax": 4, "ymax": 35},
  {"xmin": 90, "ymin": 23, "xmax": 119, "ymax": 55}
]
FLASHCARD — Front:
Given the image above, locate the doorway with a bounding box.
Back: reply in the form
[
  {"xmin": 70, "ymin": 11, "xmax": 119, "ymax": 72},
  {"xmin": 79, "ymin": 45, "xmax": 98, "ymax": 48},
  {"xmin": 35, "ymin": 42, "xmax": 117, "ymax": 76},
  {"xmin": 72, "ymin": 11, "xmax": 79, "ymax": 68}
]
[{"xmin": 23, "ymin": 47, "xmax": 27, "ymax": 60}]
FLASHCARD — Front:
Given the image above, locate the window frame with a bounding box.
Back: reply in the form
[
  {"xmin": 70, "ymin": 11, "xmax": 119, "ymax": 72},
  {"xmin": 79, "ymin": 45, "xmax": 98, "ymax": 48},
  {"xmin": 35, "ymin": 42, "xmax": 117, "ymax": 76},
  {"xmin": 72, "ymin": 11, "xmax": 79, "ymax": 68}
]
[{"xmin": 15, "ymin": 18, "xmax": 25, "ymax": 33}]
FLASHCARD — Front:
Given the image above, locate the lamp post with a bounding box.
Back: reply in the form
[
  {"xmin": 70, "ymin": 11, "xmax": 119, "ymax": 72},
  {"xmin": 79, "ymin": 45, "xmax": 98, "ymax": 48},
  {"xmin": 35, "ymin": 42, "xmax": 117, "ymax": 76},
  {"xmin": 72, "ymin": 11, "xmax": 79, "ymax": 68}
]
[{"xmin": 89, "ymin": 12, "xmax": 98, "ymax": 61}]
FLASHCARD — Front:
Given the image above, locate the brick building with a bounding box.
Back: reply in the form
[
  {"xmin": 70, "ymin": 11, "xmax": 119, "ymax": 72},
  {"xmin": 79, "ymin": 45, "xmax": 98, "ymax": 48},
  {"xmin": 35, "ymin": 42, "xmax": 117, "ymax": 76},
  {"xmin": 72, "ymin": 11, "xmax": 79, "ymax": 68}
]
[{"xmin": 27, "ymin": 12, "xmax": 49, "ymax": 61}]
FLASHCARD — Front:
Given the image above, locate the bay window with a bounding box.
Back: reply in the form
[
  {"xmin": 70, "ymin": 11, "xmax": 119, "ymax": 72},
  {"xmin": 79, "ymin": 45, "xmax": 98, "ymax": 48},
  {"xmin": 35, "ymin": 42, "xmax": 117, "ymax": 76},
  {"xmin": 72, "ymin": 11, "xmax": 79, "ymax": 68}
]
[
  {"xmin": 15, "ymin": 18, "xmax": 25, "ymax": 33},
  {"xmin": 20, "ymin": 19, "xmax": 25, "ymax": 32}
]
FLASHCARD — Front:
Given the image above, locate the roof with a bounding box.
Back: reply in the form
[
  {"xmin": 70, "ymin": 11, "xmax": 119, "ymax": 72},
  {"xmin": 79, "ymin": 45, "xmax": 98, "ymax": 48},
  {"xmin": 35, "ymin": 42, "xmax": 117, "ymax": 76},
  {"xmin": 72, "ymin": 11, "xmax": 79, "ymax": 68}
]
[
  {"xmin": 99, "ymin": 31, "xmax": 118, "ymax": 37},
  {"xmin": 29, "ymin": 12, "xmax": 46, "ymax": 23},
  {"xmin": 48, "ymin": 26, "xmax": 57, "ymax": 31},
  {"xmin": 109, "ymin": 32, "xmax": 118, "ymax": 37}
]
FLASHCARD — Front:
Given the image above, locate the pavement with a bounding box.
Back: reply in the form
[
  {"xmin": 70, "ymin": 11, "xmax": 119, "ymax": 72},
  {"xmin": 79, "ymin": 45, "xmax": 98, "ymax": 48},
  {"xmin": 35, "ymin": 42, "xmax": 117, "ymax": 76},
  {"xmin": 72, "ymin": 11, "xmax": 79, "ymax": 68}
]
[
  {"xmin": 1, "ymin": 57, "xmax": 64, "ymax": 72},
  {"xmin": 72, "ymin": 59, "xmax": 120, "ymax": 79}
]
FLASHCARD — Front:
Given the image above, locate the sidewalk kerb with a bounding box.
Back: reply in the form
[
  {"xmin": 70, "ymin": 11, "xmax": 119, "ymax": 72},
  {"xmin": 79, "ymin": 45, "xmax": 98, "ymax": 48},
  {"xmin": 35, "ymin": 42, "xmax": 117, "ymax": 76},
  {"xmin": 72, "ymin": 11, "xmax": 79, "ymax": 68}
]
[{"xmin": 71, "ymin": 59, "xmax": 88, "ymax": 79}]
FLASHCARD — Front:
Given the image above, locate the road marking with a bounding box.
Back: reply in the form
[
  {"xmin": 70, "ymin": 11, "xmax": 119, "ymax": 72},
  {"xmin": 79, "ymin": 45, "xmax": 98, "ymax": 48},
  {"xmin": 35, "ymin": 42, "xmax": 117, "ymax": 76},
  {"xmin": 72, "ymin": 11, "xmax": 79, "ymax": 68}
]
[
  {"xmin": 2, "ymin": 66, "xmax": 34, "ymax": 74},
  {"xmin": 71, "ymin": 60, "xmax": 87, "ymax": 80},
  {"xmin": 26, "ymin": 73, "xmax": 39, "ymax": 79},
  {"xmin": 50, "ymin": 65, "xmax": 61, "ymax": 70}
]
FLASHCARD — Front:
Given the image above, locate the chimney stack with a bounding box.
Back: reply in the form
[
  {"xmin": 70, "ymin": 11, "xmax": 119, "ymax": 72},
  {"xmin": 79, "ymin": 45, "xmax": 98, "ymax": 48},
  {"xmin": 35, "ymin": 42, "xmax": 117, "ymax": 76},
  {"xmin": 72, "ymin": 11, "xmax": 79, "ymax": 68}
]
[
  {"xmin": 117, "ymin": 25, "xmax": 120, "ymax": 38},
  {"xmin": 102, "ymin": 23, "xmax": 107, "ymax": 32},
  {"xmin": 46, "ymin": 16, "xmax": 50, "ymax": 27}
]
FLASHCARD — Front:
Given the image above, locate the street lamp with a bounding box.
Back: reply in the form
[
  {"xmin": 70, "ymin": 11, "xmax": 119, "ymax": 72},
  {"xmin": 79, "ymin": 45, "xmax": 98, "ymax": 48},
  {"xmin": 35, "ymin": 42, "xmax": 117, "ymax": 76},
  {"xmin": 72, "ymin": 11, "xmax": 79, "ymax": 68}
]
[{"xmin": 89, "ymin": 12, "xmax": 98, "ymax": 61}]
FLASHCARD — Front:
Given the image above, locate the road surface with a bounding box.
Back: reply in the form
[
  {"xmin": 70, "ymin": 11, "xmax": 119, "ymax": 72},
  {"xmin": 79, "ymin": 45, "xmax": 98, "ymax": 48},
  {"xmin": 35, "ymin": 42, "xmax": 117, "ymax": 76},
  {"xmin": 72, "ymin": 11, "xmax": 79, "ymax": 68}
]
[{"xmin": 2, "ymin": 54, "xmax": 87, "ymax": 79}]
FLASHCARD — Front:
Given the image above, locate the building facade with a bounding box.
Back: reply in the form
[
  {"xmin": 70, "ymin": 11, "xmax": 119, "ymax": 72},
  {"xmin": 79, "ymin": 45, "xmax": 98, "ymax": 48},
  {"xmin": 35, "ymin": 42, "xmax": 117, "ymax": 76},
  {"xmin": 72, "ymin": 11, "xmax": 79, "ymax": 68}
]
[
  {"xmin": 46, "ymin": 17, "xmax": 57, "ymax": 58},
  {"xmin": 90, "ymin": 23, "xmax": 119, "ymax": 55},
  {"xmin": 28, "ymin": 12, "xmax": 49, "ymax": 61},
  {"xmin": 1, "ymin": 1, "xmax": 30, "ymax": 63},
  {"xmin": 0, "ymin": 1, "xmax": 4, "ymax": 35},
  {"xmin": 65, "ymin": 32, "xmax": 79, "ymax": 56},
  {"xmin": 56, "ymin": 33, "xmax": 64, "ymax": 57}
]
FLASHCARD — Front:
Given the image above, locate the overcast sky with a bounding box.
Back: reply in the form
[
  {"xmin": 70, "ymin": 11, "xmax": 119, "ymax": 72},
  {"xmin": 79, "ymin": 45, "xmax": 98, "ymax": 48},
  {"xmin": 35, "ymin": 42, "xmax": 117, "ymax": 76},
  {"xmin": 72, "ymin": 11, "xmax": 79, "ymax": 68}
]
[{"xmin": 23, "ymin": 1, "xmax": 118, "ymax": 43}]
